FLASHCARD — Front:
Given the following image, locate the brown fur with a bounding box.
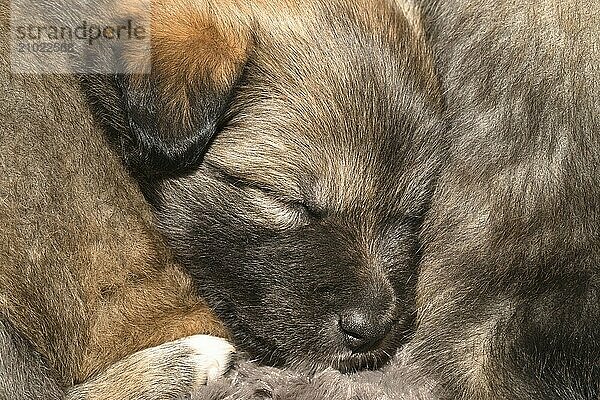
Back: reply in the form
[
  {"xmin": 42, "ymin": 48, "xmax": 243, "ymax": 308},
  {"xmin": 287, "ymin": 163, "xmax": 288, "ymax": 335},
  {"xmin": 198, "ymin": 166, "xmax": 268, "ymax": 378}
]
[
  {"xmin": 111, "ymin": 0, "xmax": 255, "ymax": 144},
  {"xmin": 0, "ymin": 0, "xmax": 229, "ymax": 396},
  {"xmin": 85, "ymin": 0, "xmax": 445, "ymax": 373}
]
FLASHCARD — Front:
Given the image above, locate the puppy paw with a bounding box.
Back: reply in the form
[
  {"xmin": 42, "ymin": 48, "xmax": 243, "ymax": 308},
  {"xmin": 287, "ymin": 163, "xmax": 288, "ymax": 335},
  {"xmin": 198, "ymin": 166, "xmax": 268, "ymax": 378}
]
[
  {"xmin": 66, "ymin": 335, "xmax": 235, "ymax": 399},
  {"xmin": 181, "ymin": 334, "xmax": 236, "ymax": 385}
]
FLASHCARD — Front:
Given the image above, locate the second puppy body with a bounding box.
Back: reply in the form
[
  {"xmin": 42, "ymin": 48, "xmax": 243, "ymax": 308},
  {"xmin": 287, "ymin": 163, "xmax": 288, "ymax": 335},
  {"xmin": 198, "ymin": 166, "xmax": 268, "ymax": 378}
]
[
  {"xmin": 0, "ymin": 1, "xmax": 234, "ymax": 396},
  {"xmin": 410, "ymin": 0, "xmax": 600, "ymax": 398}
]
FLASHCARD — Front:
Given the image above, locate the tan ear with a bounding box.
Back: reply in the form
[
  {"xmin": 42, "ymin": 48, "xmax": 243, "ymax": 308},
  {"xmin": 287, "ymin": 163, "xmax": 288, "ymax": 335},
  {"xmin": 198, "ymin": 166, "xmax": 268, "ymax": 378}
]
[{"xmin": 84, "ymin": 0, "xmax": 254, "ymax": 179}]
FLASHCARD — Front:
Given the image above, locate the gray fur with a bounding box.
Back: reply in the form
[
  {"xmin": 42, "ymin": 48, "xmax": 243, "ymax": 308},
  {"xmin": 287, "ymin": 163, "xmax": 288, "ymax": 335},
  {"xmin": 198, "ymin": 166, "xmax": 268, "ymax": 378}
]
[
  {"xmin": 194, "ymin": 351, "xmax": 437, "ymax": 400},
  {"xmin": 409, "ymin": 0, "xmax": 600, "ymax": 398},
  {"xmin": 84, "ymin": 0, "xmax": 445, "ymax": 373},
  {"xmin": 0, "ymin": 320, "xmax": 64, "ymax": 400}
]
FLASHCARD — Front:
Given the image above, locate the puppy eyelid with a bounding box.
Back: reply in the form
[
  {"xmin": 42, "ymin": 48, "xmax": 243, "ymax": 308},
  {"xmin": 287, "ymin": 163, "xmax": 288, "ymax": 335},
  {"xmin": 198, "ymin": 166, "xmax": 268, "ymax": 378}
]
[
  {"xmin": 206, "ymin": 165, "xmax": 257, "ymax": 189},
  {"xmin": 291, "ymin": 200, "xmax": 325, "ymax": 219},
  {"xmin": 206, "ymin": 164, "xmax": 313, "ymax": 212}
]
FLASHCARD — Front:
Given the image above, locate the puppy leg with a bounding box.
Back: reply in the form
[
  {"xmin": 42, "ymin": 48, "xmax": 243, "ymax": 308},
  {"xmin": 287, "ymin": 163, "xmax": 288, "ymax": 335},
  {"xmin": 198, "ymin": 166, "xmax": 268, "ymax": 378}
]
[
  {"xmin": 0, "ymin": 318, "xmax": 64, "ymax": 400},
  {"xmin": 66, "ymin": 335, "xmax": 235, "ymax": 400}
]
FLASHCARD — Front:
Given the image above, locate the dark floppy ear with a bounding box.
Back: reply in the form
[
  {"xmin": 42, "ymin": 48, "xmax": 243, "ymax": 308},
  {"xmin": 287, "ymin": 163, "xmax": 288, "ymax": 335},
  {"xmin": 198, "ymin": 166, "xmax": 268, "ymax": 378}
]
[{"xmin": 83, "ymin": 0, "xmax": 253, "ymax": 179}]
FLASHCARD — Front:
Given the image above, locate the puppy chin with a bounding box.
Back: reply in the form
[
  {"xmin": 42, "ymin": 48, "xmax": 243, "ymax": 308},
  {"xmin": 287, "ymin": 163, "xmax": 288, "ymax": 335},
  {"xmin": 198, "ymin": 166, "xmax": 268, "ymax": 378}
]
[
  {"xmin": 334, "ymin": 326, "xmax": 406, "ymax": 373},
  {"xmin": 287, "ymin": 341, "xmax": 400, "ymax": 375}
]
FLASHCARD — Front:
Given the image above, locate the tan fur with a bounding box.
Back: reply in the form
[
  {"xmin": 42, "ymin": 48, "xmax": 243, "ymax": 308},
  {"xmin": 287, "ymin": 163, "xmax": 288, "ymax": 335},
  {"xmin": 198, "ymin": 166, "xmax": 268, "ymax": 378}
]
[
  {"xmin": 116, "ymin": 0, "xmax": 253, "ymax": 136},
  {"xmin": 0, "ymin": 0, "xmax": 229, "ymax": 393},
  {"xmin": 77, "ymin": 0, "xmax": 444, "ymax": 375},
  {"xmin": 200, "ymin": 0, "xmax": 441, "ymax": 214}
]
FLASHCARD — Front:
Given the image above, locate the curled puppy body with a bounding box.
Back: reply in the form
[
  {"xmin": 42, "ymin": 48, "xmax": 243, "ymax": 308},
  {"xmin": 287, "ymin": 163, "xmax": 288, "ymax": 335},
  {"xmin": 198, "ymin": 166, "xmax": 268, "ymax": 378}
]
[
  {"xmin": 409, "ymin": 0, "xmax": 600, "ymax": 398},
  {"xmin": 2, "ymin": 325, "xmax": 234, "ymax": 400},
  {"xmin": 65, "ymin": 335, "xmax": 234, "ymax": 399},
  {"xmin": 0, "ymin": 2, "xmax": 233, "ymax": 398},
  {"xmin": 85, "ymin": 0, "xmax": 446, "ymax": 372}
]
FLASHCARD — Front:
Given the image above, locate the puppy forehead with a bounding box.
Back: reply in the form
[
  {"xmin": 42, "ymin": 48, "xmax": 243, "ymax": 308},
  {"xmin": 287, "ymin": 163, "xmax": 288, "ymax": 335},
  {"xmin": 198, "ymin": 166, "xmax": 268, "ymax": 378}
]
[
  {"xmin": 203, "ymin": 0, "xmax": 432, "ymax": 210},
  {"xmin": 204, "ymin": 80, "xmax": 405, "ymax": 211},
  {"xmin": 206, "ymin": 124, "xmax": 380, "ymax": 204}
]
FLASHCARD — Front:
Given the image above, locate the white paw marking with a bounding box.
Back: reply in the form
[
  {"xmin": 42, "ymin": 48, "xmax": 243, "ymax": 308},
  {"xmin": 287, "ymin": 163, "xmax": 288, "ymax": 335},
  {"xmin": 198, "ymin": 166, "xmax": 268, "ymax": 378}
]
[{"xmin": 181, "ymin": 334, "xmax": 236, "ymax": 386}]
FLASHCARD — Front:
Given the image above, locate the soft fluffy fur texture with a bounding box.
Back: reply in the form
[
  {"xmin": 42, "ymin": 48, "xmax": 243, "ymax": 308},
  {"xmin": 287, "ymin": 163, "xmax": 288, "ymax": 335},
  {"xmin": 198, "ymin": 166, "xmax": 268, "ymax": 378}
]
[
  {"xmin": 85, "ymin": 0, "xmax": 445, "ymax": 373},
  {"xmin": 0, "ymin": 0, "xmax": 234, "ymax": 397},
  {"xmin": 406, "ymin": 0, "xmax": 600, "ymax": 399},
  {"xmin": 6, "ymin": 0, "xmax": 599, "ymax": 397},
  {"xmin": 193, "ymin": 351, "xmax": 436, "ymax": 400}
]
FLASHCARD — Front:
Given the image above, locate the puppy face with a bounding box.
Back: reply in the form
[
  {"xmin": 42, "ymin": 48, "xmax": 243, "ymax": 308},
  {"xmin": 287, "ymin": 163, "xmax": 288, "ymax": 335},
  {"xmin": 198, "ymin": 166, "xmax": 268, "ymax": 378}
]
[{"xmin": 86, "ymin": 0, "xmax": 444, "ymax": 371}]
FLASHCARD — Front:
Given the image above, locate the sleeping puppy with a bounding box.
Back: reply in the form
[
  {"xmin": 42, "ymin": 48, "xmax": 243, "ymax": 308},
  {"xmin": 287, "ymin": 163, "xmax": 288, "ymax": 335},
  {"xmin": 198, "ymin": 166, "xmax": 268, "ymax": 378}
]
[
  {"xmin": 0, "ymin": 1, "xmax": 234, "ymax": 398},
  {"xmin": 409, "ymin": 0, "xmax": 600, "ymax": 398},
  {"xmin": 85, "ymin": 0, "xmax": 445, "ymax": 372}
]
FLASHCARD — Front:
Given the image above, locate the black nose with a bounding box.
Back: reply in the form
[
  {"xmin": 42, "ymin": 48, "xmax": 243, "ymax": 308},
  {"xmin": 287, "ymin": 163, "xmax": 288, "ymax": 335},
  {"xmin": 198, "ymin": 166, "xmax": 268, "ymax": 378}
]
[{"xmin": 338, "ymin": 308, "xmax": 394, "ymax": 352}]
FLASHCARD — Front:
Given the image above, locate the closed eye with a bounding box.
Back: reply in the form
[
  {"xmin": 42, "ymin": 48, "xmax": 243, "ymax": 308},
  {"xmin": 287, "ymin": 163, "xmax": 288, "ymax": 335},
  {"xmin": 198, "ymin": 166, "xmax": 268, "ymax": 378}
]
[
  {"xmin": 207, "ymin": 164, "xmax": 301, "ymax": 204},
  {"xmin": 205, "ymin": 164, "xmax": 322, "ymax": 228}
]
